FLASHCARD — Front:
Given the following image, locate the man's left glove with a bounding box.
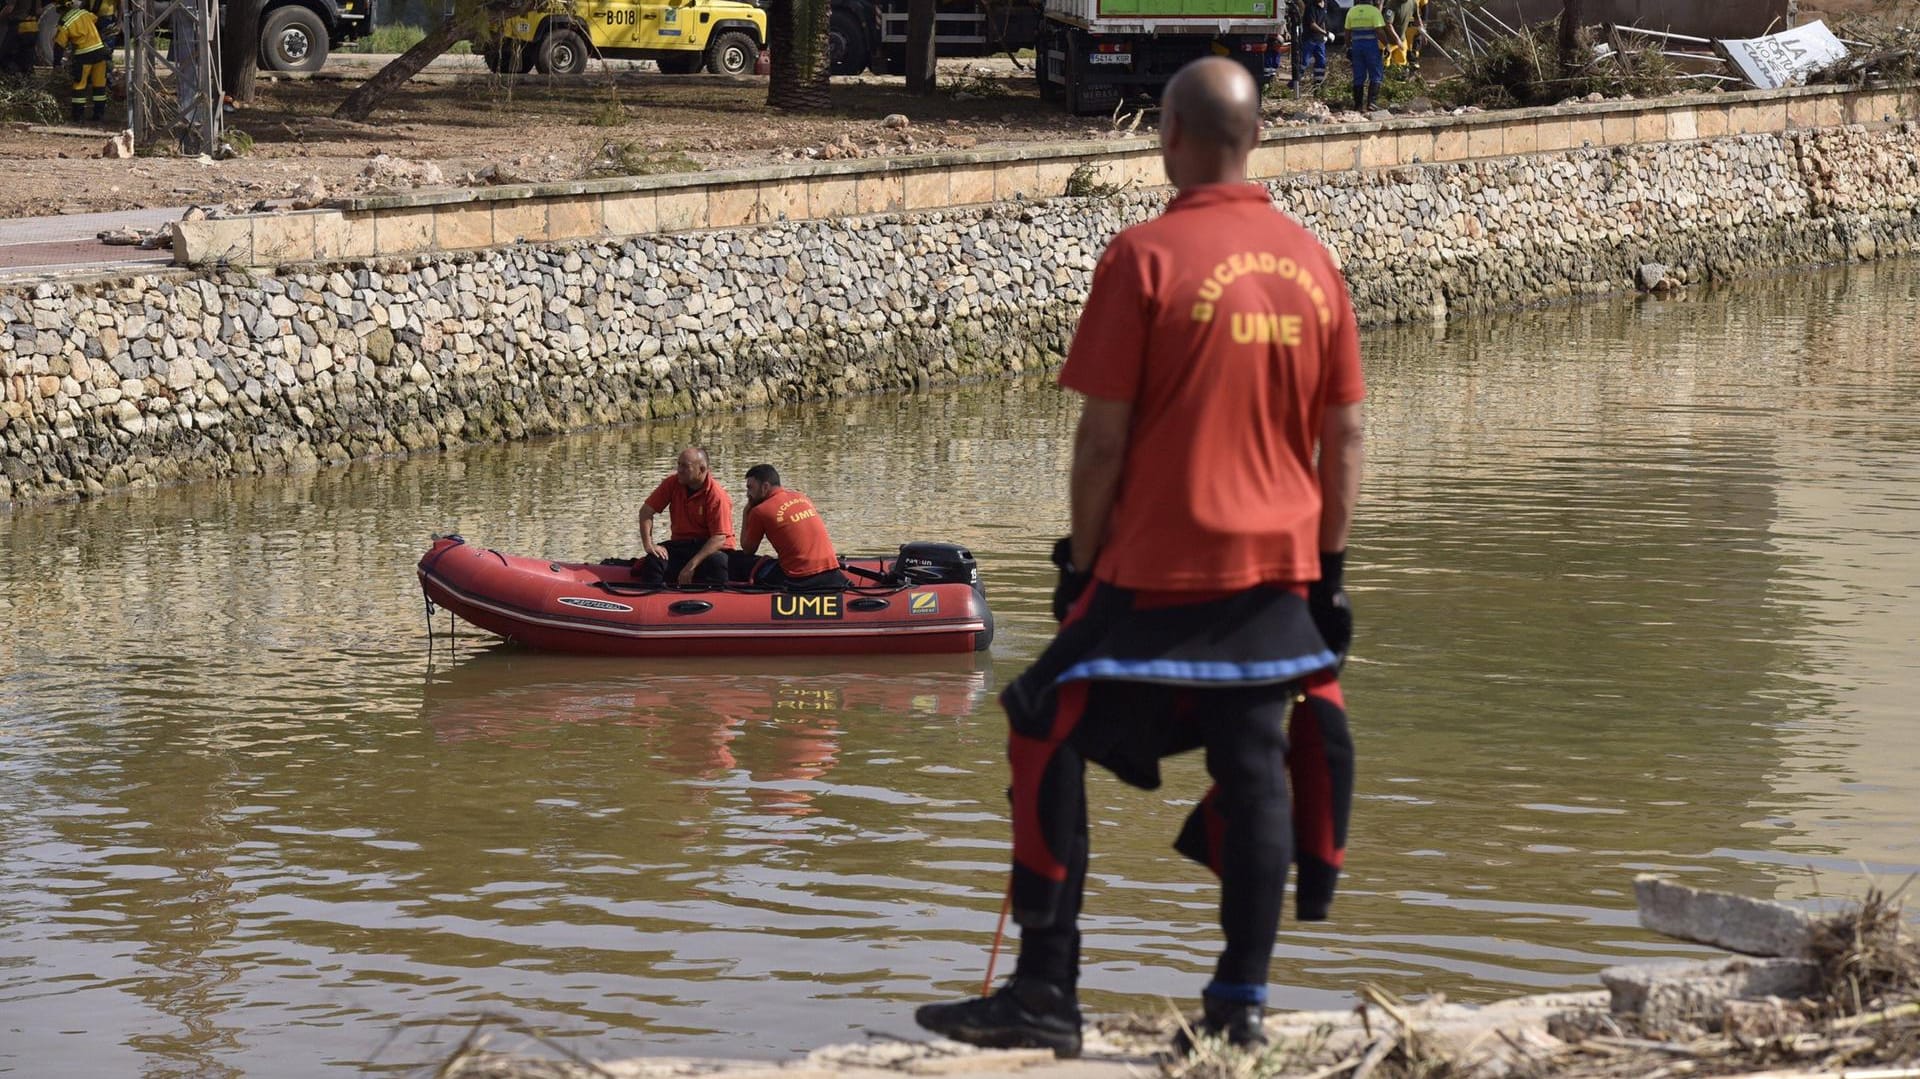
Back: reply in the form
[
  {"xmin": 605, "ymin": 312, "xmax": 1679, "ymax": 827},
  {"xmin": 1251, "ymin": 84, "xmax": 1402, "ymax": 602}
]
[
  {"xmin": 1049, "ymin": 536, "xmax": 1090, "ymax": 624},
  {"xmin": 1307, "ymin": 550, "xmax": 1352, "ymax": 662}
]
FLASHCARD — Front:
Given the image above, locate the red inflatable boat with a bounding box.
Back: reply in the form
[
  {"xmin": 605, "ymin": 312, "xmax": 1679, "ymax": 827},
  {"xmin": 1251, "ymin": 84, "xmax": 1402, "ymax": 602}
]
[{"xmin": 417, "ymin": 535, "xmax": 995, "ymax": 657}]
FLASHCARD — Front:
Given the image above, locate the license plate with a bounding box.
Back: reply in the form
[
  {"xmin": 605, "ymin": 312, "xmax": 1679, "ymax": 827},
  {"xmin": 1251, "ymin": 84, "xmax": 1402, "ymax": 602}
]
[{"xmin": 1089, "ymin": 52, "xmax": 1132, "ymax": 64}]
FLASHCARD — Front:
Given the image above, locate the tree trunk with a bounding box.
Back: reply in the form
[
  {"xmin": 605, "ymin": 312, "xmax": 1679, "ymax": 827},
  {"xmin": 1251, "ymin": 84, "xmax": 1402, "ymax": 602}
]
[
  {"xmin": 767, "ymin": 0, "xmax": 831, "ymax": 110},
  {"xmin": 1557, "ymin": 0, "xmax": 1585, "ymax": 76},
  {"xmin": 905, "ymin": 0, "xmax": 936, "ymax": 94},
  {"xmin": 333, "ymin": 18, "xmax": 472, "ymax": 120},
  {"xmin": 221, "ymin": 0, "xmax": 263, "ymax": 104}
]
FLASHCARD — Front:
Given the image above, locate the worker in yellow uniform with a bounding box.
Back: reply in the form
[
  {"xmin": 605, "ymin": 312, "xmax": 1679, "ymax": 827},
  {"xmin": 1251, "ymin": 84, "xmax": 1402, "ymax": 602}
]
[
  {"xmin": 1384, "ymin": 0, "xmax": 1425, "ymax": 71},
  {"xmin": 53, "ymin": 0, "xmax": 108, "ymax": 123},
  {"xmin": 1, "ymin": 0, "xmax": 39, "ymax": 74}
]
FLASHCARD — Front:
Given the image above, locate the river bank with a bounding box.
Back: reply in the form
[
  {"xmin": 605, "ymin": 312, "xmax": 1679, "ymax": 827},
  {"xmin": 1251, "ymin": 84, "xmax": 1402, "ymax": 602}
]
[
  {"xmin": 4, "ymin": 84, "xmax": 1920, "ymax": 505},
  {"xmin": 441, "ymin": 880, "xmax": 1920, "ymax": 1079}
]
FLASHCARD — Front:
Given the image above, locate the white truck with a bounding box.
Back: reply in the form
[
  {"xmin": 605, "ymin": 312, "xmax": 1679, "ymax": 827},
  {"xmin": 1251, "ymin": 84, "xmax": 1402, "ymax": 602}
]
[{"xmin": 1034, "ymin": 0, "xmax": 1282, "ymax": 114}]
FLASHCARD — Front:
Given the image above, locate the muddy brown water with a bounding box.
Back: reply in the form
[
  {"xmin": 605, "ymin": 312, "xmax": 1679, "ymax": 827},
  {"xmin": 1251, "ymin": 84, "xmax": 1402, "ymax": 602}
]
[{"xmin": 3, "ymin": 261, "xmax": 1919, "ymax": 1075}]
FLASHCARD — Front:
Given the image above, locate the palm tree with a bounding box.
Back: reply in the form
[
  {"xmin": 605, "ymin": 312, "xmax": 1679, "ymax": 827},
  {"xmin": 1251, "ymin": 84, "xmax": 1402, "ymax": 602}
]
[{"xmin": 767, "ymin": 0, "xmax": 832, "ymax": 111}]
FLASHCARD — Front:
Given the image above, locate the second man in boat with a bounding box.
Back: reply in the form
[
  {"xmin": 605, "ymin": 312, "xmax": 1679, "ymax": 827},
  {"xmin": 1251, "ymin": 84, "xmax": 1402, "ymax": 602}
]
[{"xmin": 730, "ymin": 463, "xmax": 851, "ymax": 592}]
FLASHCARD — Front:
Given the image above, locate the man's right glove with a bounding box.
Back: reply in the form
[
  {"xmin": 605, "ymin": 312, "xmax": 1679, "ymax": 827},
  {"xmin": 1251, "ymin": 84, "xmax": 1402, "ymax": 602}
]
[
  {"xmin": 1049, "ymin": 537, "xmax": 1090, "ymax": 624},
  {"xmin": 1307, "ymin": 550, "xmax": 1352, "ymax": 661}
]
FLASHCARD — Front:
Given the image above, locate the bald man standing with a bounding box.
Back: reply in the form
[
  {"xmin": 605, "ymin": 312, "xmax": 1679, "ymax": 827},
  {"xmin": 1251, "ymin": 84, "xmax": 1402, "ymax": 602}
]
[{"xmin": 916, "ymin": 59, "xmax": 1364, "ymax": 1057}]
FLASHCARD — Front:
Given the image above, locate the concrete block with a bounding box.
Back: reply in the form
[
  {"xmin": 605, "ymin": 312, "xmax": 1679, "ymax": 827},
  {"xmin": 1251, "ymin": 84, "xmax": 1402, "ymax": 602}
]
[
  {"xmin": 333, "ymin": 212, "xmax": 378, "ymax": 259},
  {"xmin": 376, "ymin": 208, "xmax": 435, "ymax": 254},
  {"xmin": 1360, "ymin": 132, "xmax": 1398, "ymax": 170},
  {"xmin": 656, "ymin": 189, "xmax": 710, "ymax": 232},
  {"xmin": 602, "ymin": 191, "xmax": 658, "ymax": 236},
  {"xmin": 1117, "ymin": 152, "xmax": 1166, "ymax": 189},
  {"xmin": 171, "ymin": 217, "xmax": 252, "ymax": 267},
  {"xmin": 1536, "ymin": 119, "xmax": 1572, "ymax": 151},
  {"xmin": 808, "ymin": 176, "xmax": 858, "ymax": 220},
  {"xmin": 492, "ymin": 200, "xmax": 544, "ymax": 244},
  {"xmin": 1634, "ymin": 110, "xmax": 1665, "ymax": 144},
  {"xmin": 1397, "ymin": 129, "xmax": 1436, "ymax": 165},
  {"xmin": 1570, "ymin": 117, "xmax": 1604, "ymax": 147},
  {"xmin": 434, "ymin": 204, "xmax": 493, "ymax": 250},
  {"xmin": 1031, "ymin": 160, "xmax": 1077, "ymax": 198},
  {"xmin": 948, "ymin": 164, "xmax": 997, "ymax": 205},
  {"xmin": 903, "ymin": 169, "xmax": 950, "ymax": 210},
  {"xmin": 1668, "ymin": 108, "xmax": 1699, "ymax": 142},
  {"xmin": 1322, "ymin": 133, "xmax": 1364, "ymax": 171},
  {"xmin": 1814, "ymin": 95, "xmax": 1844, "ymax": 127},
  {"xmin": 1636, "ymin": 875, "xmax": 1815, "ymax": 957},
  {"xmin": 1754, "ymin": 102, "xmax": 1788, "ymax": 133},
  {"xmin": 1248, "ymin": 143, "xmax": 1288, "ymax": 179},
  {"xmin": 1787, "ymin": 98, "xmax": 1818, "ymax": 129},
  {"xmin": 1601, "ymin": 114, "xmax": 1636, "ymax": 146},
  {"xmin": 1433, "ymin": 127, "xmax": 1469, "ymax": 163},
  {"xmin": 989, "ymin": 161, "xmax": 1034, "ymax": 202},
  {"xmin": 546, "ymin": 197, "xmax": 601, "ymax": 240},
  {"xmin": 251, "ymin": 213, "xmax": 318, "ymax": 266},
  {"xmin": 854, "ymin": 172, "xmax": 905, "ymax": 214},
  {"xmin": 1283, "ymin": 138, "xmax": 1326, "ymax": 175},
  {"xmin": 1501, "ymin": 122, "xmax": 1537, "ymax": 157},
  {"xmin": 1467, "ymin": 123, "xmax": 1503, "ymax": 160},
  {"xmin": 707, "ymin": 182, "xmax": 760, "ymax": 228},
  {"xmin": 1601, "ymin": 957, "xmax": 1820, "ymax": 1024},
  {"xmin": 1696, "ymin": 106, "xmax": 1730, "ymax": 139},
  {"xmin": 766, "ymin": 178, "xmax": 808, "ymax": 222}
]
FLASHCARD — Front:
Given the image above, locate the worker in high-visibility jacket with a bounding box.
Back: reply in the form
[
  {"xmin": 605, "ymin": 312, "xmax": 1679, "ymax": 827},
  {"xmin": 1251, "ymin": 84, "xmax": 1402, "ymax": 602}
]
[
  {"xmin": 53, "ymin": 0, "xmax": 108, "ymax": 123},
  {"xmin": 0, "ymin": 0, "xmax": 39, "ymax": 74}
]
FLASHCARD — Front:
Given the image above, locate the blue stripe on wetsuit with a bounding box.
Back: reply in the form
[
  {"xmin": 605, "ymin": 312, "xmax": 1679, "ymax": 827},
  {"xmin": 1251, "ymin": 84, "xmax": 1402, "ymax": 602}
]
[{"xmin": 1054, "ymin": 650, "xmax": 1338, "ymax": 686}]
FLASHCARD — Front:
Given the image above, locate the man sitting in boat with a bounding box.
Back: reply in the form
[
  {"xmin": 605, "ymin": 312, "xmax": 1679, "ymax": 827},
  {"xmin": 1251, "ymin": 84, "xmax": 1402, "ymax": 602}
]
[
  {"xmin": 636, "ymin": 446, "xmax": 736, "ymax": 587},
  {"xmin": 730, "ymin": 463, "xmax": 852, "ymax": 592}
]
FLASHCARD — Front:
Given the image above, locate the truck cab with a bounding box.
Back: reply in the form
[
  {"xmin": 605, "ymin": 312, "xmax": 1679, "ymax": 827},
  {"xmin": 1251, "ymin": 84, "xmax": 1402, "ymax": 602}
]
[{"xmin": 489, "ymin": 0, "xmax": 765, "ymax": 75}]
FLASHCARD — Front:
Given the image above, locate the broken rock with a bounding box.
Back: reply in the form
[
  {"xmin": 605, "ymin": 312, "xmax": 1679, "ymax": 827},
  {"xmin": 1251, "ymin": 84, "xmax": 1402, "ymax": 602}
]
[
  {"xmin": 1601, "ymin": 956, "xmax": 1820, "ymax": 1028},
  {"xmin": 881, "ymin": 113, "xmax": 910, "ymax": 129},
  {"xmin": 100, "ymin": 130, "xmax": 133, "ymax": 159},
  {"xmin": 1635, "ymin": 874, "xmax": 1816, "ymax": 957}
]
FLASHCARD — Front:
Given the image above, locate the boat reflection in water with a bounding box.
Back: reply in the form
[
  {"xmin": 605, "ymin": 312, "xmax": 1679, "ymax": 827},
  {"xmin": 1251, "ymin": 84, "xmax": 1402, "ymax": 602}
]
[{"xmin": 420, "ymin": 650, "xmax": 994, "ymax": 816}]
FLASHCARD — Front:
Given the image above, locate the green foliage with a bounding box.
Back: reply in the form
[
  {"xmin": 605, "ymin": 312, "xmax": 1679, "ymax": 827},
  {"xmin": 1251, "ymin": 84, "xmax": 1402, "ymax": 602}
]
[
  {"xmin": 224, "ymin": 128, "xmax": 256, "ymax": 155},
  {"xmin": 1063, "ymin": 161, "xmax": 1126, "ymax": 198},
  {"xmin": 581, "ymin": 140, "xmax": 698, "ymax": 178},
  {"xmin": 1438, "ymin": 17, "xmax": 1683, "ymax": 109},
  {"xmin": 0, "ymin": 74, "xmax": 61, "ymax": 125},
  {"xmin": 354, "ymin": 23, "xmax": 473, "ymax": 53}
]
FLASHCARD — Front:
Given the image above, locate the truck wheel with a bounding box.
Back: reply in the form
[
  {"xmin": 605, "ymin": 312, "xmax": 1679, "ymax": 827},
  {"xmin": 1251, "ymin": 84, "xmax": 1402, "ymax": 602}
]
[
  {"xmin": 704, "ymin": 30, "xmax": 757, "ymax": 76},
  {"xmin": 828, "ymin": 8, "xmax": 869, "ymax": 76},
  {"xmin": 259, "ymin": 6, "xmax": 328, "ymax": 73},
  {"xmin": 536, "ymin": 27, "xmax": 590, "ymax": 75}
]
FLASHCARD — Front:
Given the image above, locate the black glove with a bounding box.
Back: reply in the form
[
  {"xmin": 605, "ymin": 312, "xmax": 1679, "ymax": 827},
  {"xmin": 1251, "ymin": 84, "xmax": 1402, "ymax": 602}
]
[
  {"xmin": 1307, "ymin": 550, "xmax": 1352, "ymax": 661},
  {"xmin": 1049, "ymin": 536, "xmax": 1090, "ymax": 624}
]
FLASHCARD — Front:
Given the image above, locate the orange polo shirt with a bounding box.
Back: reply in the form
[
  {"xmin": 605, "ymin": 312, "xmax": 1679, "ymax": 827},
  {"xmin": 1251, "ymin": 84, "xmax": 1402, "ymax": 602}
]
[
  {"xmin": 644, "ymin": 473, "xmax": 737, "ymax": 548},
  {"xmin": 741, "ymin": 486, "xmax": 839, "ymax": 577},
  {"xmin": 1058, "ymin": 182, "xmax": 1365, "ymax": 591}
]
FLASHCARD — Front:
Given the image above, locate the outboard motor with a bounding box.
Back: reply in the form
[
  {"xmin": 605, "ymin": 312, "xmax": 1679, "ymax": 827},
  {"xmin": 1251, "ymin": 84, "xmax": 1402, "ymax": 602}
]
[
  {"xmin": 894, "ymin": 542, "xmax": 992, "ymax": 652},
  {"xmin": 894, "ymin": 542, "xmax": 980, "ymax": 588}
]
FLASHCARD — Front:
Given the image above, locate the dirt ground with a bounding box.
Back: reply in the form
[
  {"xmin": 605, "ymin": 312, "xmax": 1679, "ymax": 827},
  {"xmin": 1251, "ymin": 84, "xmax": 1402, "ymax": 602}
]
[
  {"xmin": 0, "ymin": 58, "xmax": 1134, "ymax": 220},
  {"xmin": 2, "ymin": 0, "xmax": 1915, "ymax": 221}
]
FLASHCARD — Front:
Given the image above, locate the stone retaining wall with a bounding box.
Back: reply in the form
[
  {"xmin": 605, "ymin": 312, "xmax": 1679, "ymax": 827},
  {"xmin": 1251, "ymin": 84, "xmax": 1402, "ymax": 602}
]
[
  {"xmin": 171, "ymin": 83, "xmax": 1918, "ymax": 268},
  {"xmin": 5, "ymin": 105, "xmax": 1920, "ymax": 504}
]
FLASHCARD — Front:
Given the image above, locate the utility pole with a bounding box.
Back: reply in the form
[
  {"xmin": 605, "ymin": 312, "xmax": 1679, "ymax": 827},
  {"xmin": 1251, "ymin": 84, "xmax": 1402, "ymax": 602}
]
[{"xmin": 126, "ymin": 0, "xmax": 224, "ymax": 155}]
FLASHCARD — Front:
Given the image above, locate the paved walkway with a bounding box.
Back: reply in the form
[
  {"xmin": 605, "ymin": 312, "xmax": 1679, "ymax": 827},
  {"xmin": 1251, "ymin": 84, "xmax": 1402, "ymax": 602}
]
[{"xmin": 0, "ymin": 207, "xmax": 185, "ymax": 279}]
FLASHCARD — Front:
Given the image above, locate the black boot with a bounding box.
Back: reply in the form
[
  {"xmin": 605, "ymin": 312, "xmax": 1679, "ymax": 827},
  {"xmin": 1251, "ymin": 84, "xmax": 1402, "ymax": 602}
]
[
  {"xmin": 70, "ymin": 103, "xmax": 85, "ymax": 123},
  {"xmin": 90, "ymin": 104, "xmax": 105, "ymax": 122},
  {"xmin": 915, "ymin": 976, "xmax": 1083, "ymax": 1059},
  {"xmin": 1173, "ymin": 995, "xmax": 1269, "ymax": 1054},
  {"xmin": 1365, "ymin": 84, "xmax": 1379, "ymax": 112},
  {"xmin": 1351, "ymin": 85, "xmax": 1364, "ymax": 112}
]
